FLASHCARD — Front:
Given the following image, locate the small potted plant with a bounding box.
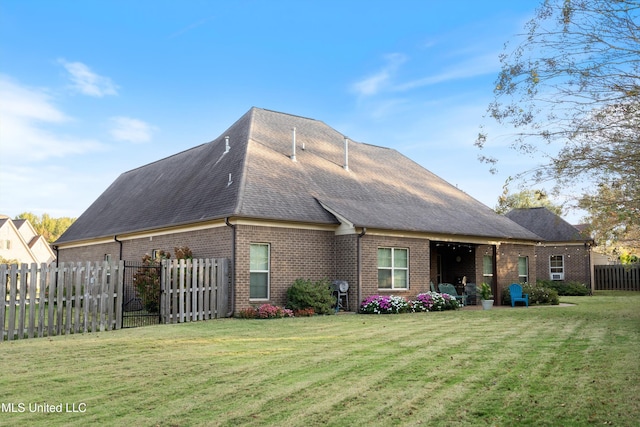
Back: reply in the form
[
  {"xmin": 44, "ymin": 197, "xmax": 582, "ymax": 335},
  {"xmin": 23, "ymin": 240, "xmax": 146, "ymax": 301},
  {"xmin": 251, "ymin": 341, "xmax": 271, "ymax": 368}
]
[{"xmin": 478, "ymin": 283, "xmax": 494, "ymax": 310}]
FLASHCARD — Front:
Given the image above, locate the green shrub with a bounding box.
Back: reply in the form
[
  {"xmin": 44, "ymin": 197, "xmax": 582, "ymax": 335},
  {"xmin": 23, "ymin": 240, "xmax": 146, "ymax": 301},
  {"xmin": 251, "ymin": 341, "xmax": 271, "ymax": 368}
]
[
  {"xmin": 502, "ymin": 283, "xmax": 559, "ymax": 305},
  {"xmin": 537, "ymin": 279, "xmax": 590, "ymax": 296},
  {"xmin": 286, "ymin": 278, "xmax": 335, "ymax": 315}
]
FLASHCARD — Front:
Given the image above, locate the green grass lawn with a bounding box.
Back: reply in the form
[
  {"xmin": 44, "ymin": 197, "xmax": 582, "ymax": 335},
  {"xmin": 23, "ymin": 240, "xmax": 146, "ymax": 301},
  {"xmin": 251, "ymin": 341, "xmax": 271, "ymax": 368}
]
[{"xmin": 0, "ymin": 292, "xmax": 638, "ymax": 426}]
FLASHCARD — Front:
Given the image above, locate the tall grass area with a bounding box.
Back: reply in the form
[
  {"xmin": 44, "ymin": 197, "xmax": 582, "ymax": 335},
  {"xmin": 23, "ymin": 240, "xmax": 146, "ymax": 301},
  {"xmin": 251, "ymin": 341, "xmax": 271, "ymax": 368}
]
[{"xmin": 0, "ymin": 292, "xmax": 638, "ymax": 426}]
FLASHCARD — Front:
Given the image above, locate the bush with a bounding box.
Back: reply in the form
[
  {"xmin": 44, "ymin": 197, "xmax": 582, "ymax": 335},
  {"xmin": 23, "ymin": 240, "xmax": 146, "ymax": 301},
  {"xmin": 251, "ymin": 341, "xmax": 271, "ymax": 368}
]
[
  {"xmin": 538, "ymin": 279, "xmax": 590, "ymax": 296},
  {"xmin": 237, "ymin": 304, "xmax": 294, "ymax": 319},
  {"xmin": 293, "ymin": 308, "xmax": 316, "ymax": 317},
  {"xmin": 412, "ymin": 292, "xmax": 460, "ymax": 312},
  {"xmin": 360, "ymin": 295, "xmax": 410, "ymax": 314},
  {"xmin": 502, "ymin": 283, "xmax": 560, "ymax": 305},
  {"xmin": 286, "ymin": 278, "xmax": 335, "ymax": 315}
]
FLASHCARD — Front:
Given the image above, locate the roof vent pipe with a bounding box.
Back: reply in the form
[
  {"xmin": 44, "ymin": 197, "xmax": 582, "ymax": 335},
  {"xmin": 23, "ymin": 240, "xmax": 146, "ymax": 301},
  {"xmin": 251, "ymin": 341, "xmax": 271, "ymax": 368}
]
[
  {"xmin": 224, "ymin": 136, "xmax": 230, "ymax": 153},
  {"xmin": 343, "ymin": 137, "xmax": 349, "ymax": 171},
  {"xmin": 291, "ymin": 127, "xmax": 297, "ymax": 161}
]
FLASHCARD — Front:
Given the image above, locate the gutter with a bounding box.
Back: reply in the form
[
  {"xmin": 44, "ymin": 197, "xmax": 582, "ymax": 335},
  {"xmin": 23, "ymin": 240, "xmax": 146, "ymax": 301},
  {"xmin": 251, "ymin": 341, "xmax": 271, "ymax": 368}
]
[
  {"xmin": 357, "ymin": 227, "xmax": 367, "ymax": 311},
  {"xmin": 225, "ymin": 217, "xmax": 236, "ymax": 317}
]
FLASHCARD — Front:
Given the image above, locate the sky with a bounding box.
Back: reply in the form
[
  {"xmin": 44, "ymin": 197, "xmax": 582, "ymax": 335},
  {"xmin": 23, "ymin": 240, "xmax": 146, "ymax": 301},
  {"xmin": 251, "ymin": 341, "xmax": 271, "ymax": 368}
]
[{"xmin": 0, "ymin": 0, "xmax": 585, "ymax": 224}]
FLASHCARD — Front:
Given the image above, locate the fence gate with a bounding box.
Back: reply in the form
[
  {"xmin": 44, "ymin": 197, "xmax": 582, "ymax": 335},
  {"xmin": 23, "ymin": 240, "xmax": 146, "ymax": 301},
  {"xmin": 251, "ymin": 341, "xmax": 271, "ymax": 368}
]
[{"xmin": 122, "ymin": 261, "xmax": 162, "ymax": 328}]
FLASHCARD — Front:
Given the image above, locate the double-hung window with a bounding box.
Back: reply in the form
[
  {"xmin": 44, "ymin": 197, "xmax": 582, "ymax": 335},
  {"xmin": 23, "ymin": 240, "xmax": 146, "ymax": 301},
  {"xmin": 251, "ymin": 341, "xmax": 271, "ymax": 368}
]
[
  {"xmin": 483, "ymin": 255, "xmax": 493, "ymax": 286},
  {"xmin": 518, "ymin": 256, "xmax": 529, "ymax": 283},
  {"xmin": 378, "ymin": 248, "xmax": 408, "ymax": 289},
  {"xmin": 250, "ymin": 243, "xmax": 270, "ymax": 299},
  {"xmin": 550, "ymin": 255, "xmax": 564, "ymax": 280}
]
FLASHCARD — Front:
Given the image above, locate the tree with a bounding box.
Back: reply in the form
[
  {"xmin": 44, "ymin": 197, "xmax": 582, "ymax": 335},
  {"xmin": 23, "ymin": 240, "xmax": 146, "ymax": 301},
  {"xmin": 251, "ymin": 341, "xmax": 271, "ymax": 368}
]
[
  {"xmin": 495, "ymin": 188, "xmax": 563, "ymax": 216},
  {"xmin": 15, "ymin": 212, "xmax": 76, "ymax": 243},
  {"xmin": 476, "ymin": 0, "xmax": 639, "ymax": 253},
  {"xmin": 579, "ymin": 181, "xmax": 640, "ymax": 257}
]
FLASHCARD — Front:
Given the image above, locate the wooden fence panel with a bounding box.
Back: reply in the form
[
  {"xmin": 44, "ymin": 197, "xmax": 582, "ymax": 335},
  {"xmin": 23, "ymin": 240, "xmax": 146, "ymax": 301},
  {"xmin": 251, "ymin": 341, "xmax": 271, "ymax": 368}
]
[
  {"xmin": 594, "ymin": 265, "xmax": 640, "ymax": 291},
  {"xmin": 1, "ymin": 261, "xmax": 125, "ymax": 342},
  {"xmin": 3, "ymin": 258, "xmax": 229, "ymax": 342},
  {"xmin": 159, "ymin": 258, "xmax": 229, "ymax": 324}
]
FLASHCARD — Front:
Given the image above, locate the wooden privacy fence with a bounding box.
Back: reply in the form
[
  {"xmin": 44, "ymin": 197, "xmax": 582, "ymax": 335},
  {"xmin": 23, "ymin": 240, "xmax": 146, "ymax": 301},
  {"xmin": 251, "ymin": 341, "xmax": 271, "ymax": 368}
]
[
  {"xmin": 1, "ymin": 258, "xmax": 230, "ymax": 342},
  {"xmin": 0, "ymin": 261, "xmax": 123, "ymax": 341},
  {"xmin": 161, "ymin": 258, "xmax": 230, "ymax": 323},
  {"xmin": 594, "ymin": 265, "xmax": 640, "ymax": 291}
]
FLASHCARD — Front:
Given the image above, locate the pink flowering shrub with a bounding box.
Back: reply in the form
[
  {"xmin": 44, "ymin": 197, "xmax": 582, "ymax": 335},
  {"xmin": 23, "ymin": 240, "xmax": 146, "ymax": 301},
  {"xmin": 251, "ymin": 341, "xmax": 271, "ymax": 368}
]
[
  {"xmin": 237, "ymin": 304, "xmax": 294, "ymax": 319},
  {"xmin": 412, "ymin": 292, "xmax": 460, "ymax": 311},
  {"xmin": 360, "ymin": 295, "xmax": 410, "ymax": 314},
  {"xmin": 360, "ymin": 292, "xmax": 460, "ymax": 314}
]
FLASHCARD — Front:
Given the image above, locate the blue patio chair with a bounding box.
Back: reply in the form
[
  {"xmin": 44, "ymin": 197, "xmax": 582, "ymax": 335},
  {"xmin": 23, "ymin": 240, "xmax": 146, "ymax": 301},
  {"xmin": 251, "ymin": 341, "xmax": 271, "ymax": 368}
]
[
  {"xmin": 509, "ymin": 283, "xmax": 529, "ymax": 307},
  {"xmin": 438, "ymin": 283, "xmax": 464, "ymax": 305}
]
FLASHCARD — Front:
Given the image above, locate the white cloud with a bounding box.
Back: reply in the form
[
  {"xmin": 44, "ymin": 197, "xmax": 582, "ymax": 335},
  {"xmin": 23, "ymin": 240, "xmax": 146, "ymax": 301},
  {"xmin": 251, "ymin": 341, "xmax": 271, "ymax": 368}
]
[
  {"xmin": 0, "ymin": 75, "xmax": 103, "ymax": 161},
  {"xmin": 395, "ymin": 52, "xmax": 499, "ymax": 92},
  {"xmin": 109, "ymin": 116, "xmax": 155, "ymax": 143},
  {"xmin": 351, "ymin": 53, "xmax": 407, "ymax": 97},
  {"xmin": 58, "ymin": 59, "xmax": 119, "ymax": 97}
]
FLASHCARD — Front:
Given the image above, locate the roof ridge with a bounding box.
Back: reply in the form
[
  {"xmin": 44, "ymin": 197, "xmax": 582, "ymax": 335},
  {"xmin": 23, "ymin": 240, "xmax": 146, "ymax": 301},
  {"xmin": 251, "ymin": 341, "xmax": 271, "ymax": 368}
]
[
  {"xmin": 255, "ymin": 107, "xmax": 320, "ymax": 123},
  {"xmin": 231, "ymin": 108, "xmax": 256, "ymax": 215}
]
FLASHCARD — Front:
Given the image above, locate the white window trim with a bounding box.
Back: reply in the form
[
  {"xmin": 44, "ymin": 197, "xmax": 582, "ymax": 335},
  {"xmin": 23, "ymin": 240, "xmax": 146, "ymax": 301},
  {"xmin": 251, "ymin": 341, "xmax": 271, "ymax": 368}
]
[
  {"xmin": 378, "ymin": 247, "xmax": 409, "ymax": 290},
  {"xmin": 549, "ymin": 255, "xmax": 564, "ymax": 280},
  {"xmin": 250, "ymin": 243, "xmax": 270, "ymax": 300},
  {"xmin": 482, "ymin": 254, "xmax": 494, "ymax": 285},
  {"xmin": 518, "ymin": 256, "xmax": 529, "ymax": 283}
]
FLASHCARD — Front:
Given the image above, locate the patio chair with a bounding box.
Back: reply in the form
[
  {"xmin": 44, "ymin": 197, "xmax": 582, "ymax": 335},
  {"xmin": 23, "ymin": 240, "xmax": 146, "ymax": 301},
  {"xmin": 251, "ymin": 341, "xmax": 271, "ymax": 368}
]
[
  {"xmin": 509, "ymin": 283, "xmax": 529, "ymax": 307},
  {"xmin": 464, "ymin": 283, "xmax": 477, "ymax": 305},
  {"xmin": 438, "ymin": 283, "xmax": 464, "ymax": 305}
]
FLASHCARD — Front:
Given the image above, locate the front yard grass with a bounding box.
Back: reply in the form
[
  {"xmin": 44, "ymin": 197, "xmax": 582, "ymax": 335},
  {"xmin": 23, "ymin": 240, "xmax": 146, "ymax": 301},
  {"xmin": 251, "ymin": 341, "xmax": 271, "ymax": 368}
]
[{"xmin": 0, "ymin": 291, "xmax": 638, "ymax": 426}]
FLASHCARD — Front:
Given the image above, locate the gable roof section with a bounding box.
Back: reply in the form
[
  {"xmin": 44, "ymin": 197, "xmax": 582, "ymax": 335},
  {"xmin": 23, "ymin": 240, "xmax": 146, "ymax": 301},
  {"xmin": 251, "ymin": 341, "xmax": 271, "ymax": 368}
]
[
  {"xmin": 505, "ymin": 207, "xmax": 590, "ymax": 242},
  {"xmin": 56, "ymin": 107, "xmax": 540, "ymax": 244}
]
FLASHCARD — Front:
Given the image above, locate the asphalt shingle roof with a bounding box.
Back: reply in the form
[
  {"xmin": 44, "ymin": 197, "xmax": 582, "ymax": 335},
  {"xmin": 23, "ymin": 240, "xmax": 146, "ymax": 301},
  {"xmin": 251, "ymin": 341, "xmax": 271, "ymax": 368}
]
[
  {"xmin": 56, "ymin": 107, "xmax": 540, "ymax": 244},
  {"xmin": 505, "ymin": 207, "xmax": 589, "ymax": 242}
]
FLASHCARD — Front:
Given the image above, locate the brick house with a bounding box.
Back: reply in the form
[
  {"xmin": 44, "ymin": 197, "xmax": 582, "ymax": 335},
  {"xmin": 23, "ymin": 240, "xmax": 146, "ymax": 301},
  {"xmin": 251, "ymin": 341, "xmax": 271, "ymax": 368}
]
[
  {"xmin": 505, "ymin": 207, "xmax": 594, "ymax": 286},
  {"xmin": 0, "ymin": 215, "xmax": 56, "ymax": 265},
  {"xmin": 54, "ymin": 108, "xmax": 541, "ymax": 312}
]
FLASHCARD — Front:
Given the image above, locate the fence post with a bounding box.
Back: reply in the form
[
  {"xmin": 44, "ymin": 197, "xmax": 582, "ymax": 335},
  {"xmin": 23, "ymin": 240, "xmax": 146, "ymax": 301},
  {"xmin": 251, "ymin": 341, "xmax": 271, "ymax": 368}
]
[
  {"xmin": 0, "ymin": 264, "xmax": 7, "ymax": 342},
  {"xmin": 17, "ymin": 264, "xmax": 27, "ymax": 339},
  {"xmin": 7, "ymin": 264, "xmax": 18, "ymax": 341},
  {"xmin": 28, "ymin": 263, "xmax": 38, "ymax": 338}
]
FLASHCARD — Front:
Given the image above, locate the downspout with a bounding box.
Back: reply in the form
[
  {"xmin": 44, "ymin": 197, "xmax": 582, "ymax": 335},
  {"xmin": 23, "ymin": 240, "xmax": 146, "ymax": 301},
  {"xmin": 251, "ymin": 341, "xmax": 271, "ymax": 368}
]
[
  {"xmin": 114, "ymin": 236, "xmax": 123, "ymax": 260},
  {"xmin": 357, "ymin": 227, "xmax": 367, "ymax": 311},
  {"xmin": 492, "ymin": 244, "xmax": 499, "ymax": 305},
  {"xmin": 225, "ymin": 217, "xmax": 236, "ymax": 317}
]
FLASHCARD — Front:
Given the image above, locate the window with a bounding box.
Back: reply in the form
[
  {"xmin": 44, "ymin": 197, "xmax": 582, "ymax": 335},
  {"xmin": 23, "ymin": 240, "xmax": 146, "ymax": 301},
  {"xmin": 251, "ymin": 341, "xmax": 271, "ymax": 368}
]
[
  {"xmin": 5, "ymin": 240, "xmax": 11, "ymax": 250},
  {"xmin": 483, "ymin": 255, "xmax": 493, "ymax": 286},
  {"xmin": 550, "ymin": 255, "xmax": 564, "ymax": 280},
  {"xmin": 518, "ymin": 256, "xmax": 529, "ymax": 283},
  {"xmin": 378, "ymin": 248, "xmax": 408, "ymax": 289},
  {"xmin": 250, "ymin": 244, "xmax": 270, "ymax": 299}
]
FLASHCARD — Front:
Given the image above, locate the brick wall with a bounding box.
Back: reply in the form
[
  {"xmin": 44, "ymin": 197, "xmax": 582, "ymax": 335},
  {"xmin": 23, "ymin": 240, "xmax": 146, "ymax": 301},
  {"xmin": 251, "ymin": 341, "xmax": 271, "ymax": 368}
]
[
  {"xmin": 57, "ymin": 226, "xmax": 233, "ymax": 263},
  {"xmin": 359, "ymin": 234, "xmax": 431, "ymax": 300},
  {"xmin": 535, "ymin": 244, "xmax": 591, "ymax": 284},
  {"xmin": 496, "ymin": 243, "xmax": 536, "ymax": 303},
  {"xmin": 234, "ymin": 225, "xmax": 336, "ymax": 311}
]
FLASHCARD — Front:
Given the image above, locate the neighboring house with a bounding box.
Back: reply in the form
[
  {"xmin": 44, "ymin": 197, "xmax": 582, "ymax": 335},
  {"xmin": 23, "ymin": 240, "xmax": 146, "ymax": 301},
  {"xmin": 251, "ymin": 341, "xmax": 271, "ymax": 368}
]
[
  {"xmin": 505, "ymin": 207, "xmax": 594, "ymax": 286},
  {"xmin": 0, "ymin": 215, "xmax": 56, "ymax": 265},
  {"xmin": 55, "ymin": 107, "xmax": 541, "ymax": 312}
]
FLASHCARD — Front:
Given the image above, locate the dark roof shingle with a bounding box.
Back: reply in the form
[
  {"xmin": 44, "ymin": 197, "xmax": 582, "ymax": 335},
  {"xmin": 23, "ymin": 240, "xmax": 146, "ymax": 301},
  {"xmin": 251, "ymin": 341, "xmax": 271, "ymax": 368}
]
[
  {"xmin": 505, "ymin": 207, "xmax": 590, "ymax": 242},
  {"xmin": 56, "ymin": 107, "xmax": 539, "ymax": 243}
]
